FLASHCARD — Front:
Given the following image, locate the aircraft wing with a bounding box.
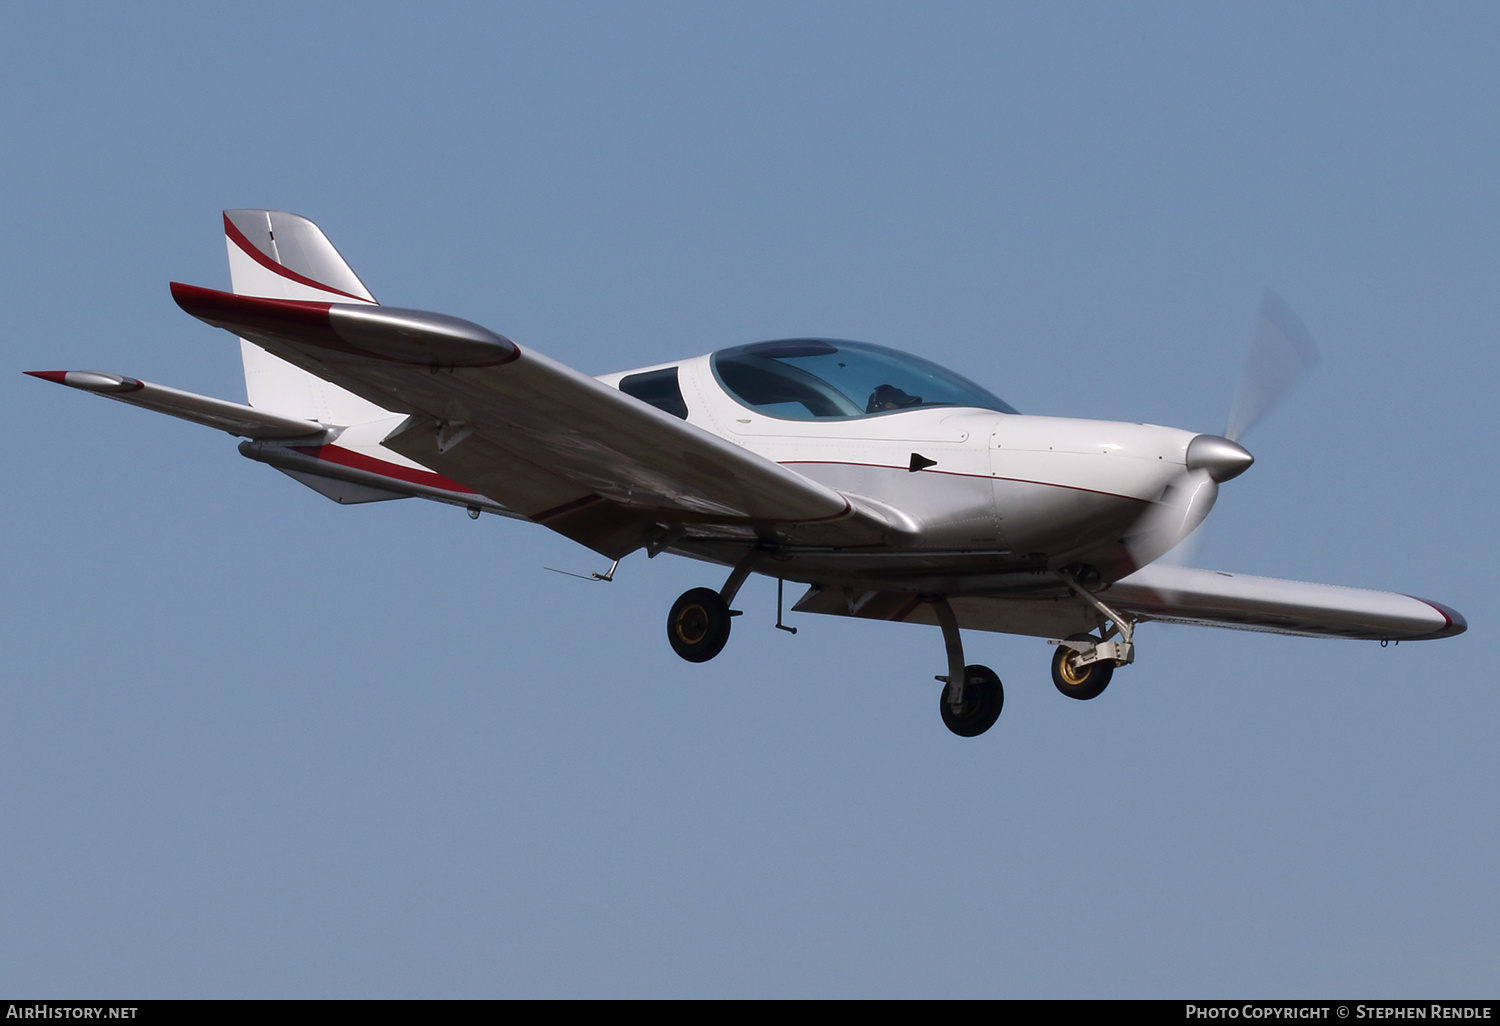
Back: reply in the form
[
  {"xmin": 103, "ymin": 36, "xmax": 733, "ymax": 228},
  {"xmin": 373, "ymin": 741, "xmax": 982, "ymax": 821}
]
[
  {"xmin": 794, "ymin": 564, "xmax": 1464, "ymax": 642},
  {"xmin": 1103, "ymin": 563, "xmax": 1465, "ymax": 641},
  {"xmin": 24, "ymin": 369, "xmax": 325, "ymax": 439},
  {"xmin": 169, "ymin": 284, "xmax": 913, "ymax": 558}
]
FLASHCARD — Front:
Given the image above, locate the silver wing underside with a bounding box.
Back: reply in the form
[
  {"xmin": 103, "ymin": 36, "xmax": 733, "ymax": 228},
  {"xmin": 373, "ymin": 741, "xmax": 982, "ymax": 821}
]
[
  {"xmin": 1105, "ymin": 564, "xmax": 1463, "ymax": 640},
  {"xmin": 793, "ymin": 563, "xmax": 1465, "ymax": 642}
]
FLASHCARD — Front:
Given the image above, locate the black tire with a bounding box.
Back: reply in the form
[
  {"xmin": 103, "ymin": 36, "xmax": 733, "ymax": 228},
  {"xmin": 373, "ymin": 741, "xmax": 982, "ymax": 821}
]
[
  {"xmin": 667, "ymin": 587, "xmax": 732, "ymax": 663},
  {"xmin": 939, "ymin": 664, "xmax": 1004, "ymax": 737},
  {"xmin": 1051, "ymin": 634, "xmax": 1113, "ymax": 700}
]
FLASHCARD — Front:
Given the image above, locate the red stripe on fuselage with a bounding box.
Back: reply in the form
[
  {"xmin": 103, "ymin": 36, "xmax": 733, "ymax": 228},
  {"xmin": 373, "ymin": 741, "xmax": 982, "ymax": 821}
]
[{"xmin": 778, "ymin": 459, "xmax": 1149, "ymax": 504}]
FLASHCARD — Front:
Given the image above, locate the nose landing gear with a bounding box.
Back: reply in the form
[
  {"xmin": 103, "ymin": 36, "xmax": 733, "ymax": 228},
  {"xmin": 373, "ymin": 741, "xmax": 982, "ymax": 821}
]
[
  {"xmin": 1049, "ymin": 570, "xmax": 1136, "ymax": 702},
  {"xmin": 1051, "ymin": 633, "xmax": 1114, "ymax": 700}
]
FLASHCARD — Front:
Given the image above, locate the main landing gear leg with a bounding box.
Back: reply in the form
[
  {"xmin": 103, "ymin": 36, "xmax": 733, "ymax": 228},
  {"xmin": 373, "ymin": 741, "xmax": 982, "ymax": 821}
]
[
  {"xmin": 927, "ymin": 596, "xmax": 1003, "ymax": 738},
  {"xmin": 666, "ymin": 550, "xmax": 760, "ymax": 663},
  {"xmin": 1051, "ymin": 571, "xmax": 1137, "ymax": 701}
]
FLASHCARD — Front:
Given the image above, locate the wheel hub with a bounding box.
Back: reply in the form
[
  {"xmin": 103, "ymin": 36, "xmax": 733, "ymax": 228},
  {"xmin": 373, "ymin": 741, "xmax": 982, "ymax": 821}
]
[{"xmin": 674, "ymin": 604, "xmax": 709, "ymax": 645}]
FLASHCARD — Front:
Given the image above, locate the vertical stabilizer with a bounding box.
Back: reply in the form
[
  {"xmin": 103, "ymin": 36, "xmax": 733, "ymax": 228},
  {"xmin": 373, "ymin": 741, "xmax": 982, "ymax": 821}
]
[{"xmin": 224, "ymin": 210, "xmax": 395, "ymax": 425}]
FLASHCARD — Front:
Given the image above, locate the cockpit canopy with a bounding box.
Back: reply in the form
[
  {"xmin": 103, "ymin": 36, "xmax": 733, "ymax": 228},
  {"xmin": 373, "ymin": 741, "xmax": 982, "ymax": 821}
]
[{"xmin": 710, "ymin": 339, "xmax": 1018, "ymax": 421}]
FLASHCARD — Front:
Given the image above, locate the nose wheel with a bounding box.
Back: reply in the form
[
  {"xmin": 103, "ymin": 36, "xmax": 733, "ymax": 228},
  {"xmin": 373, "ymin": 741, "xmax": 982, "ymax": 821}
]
[
  {"xmin": 1051, "ymin": 633, "xmax": 1114, "ymax": 700},
  {"xmin": 667, "ymin": 587, "xmax": 733, "ymax": 662},
  {"xmin": 1050, "ymin": 572, "xmax": 1137, "ymax": 702}
]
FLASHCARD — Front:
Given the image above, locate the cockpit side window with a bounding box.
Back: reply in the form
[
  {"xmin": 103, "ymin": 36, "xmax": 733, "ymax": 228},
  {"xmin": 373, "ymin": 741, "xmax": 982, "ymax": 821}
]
[
  {"xmin": 713, "ymin": 354, "xmax": 863, "ymax": 419},
  {"xmin": 619, "ymin": 367, "xmax": 689, "ymax": 420}
]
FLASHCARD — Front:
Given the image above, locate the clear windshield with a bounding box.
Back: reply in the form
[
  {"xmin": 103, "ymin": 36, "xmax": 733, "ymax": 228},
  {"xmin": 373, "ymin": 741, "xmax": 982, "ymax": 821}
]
[{"xmin": 711, "ymin": 339, "xmax": 1018, "ymax": 421}]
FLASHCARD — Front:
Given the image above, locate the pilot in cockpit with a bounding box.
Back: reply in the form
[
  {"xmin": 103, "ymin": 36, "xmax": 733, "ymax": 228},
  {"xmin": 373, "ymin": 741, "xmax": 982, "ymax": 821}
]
[{"xmin": 867, "ymin": 383, "xmax": 923, "ymax": 413}]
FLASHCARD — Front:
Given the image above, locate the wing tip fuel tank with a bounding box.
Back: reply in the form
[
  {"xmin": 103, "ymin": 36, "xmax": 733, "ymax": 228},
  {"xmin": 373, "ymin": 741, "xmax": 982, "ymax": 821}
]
[
  {"xmin": 25, "ymin": 369, "xmax": 143, "ymax": 393},
  {"xmin": 169, "ymin": 283, "xmax": 520, "ymax": 369}
]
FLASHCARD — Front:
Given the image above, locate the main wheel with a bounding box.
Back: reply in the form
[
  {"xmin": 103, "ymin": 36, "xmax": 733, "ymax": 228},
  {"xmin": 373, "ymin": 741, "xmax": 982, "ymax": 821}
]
[
  {"xmin": 939, "ymin": 664, "xmax": 1004, "ymax": 737},
  {"xmin": 667, "ymin": 587, "xmax": 732, "ymax": 663},
  {"xmin": 1051, "ymin": 634, "xmax": 1113, "ymax": 700}
]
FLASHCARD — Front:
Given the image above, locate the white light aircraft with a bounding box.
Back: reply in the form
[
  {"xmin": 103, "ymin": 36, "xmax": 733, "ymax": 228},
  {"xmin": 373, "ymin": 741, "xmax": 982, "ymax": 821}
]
[{"xmin": 30, "ymin": 211, "xmax": 1466, "ymax": 737}]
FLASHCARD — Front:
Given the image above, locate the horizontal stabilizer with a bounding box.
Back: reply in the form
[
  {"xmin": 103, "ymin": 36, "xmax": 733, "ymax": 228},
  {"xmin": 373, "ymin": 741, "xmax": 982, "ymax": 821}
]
[{"xmin": 25, "ymin": 370, "xmax": 326, "ymax": 440}]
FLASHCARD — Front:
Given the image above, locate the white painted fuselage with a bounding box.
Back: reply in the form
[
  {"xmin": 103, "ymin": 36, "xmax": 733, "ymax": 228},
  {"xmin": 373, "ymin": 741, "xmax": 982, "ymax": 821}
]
[{"xmin": 599, "ymin": 354, "xmax": 1200, "ymax": 591}]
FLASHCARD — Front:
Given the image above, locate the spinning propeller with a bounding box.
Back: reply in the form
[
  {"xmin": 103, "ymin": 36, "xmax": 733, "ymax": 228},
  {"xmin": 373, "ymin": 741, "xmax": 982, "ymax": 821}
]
[{"xmin": 1126, "ymin": 290, "xmax": 1320, "ymax": 569}]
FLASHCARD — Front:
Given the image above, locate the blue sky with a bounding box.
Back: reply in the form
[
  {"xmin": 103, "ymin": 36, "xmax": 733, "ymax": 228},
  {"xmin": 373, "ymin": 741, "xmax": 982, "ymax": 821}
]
[{"xmin": 2, "ymin": 2, "xmax": 1496, "ymax": 997}]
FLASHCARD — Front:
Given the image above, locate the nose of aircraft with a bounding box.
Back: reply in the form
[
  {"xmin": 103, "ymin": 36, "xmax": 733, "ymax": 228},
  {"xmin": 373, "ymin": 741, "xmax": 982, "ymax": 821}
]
[{"xmin": 1186, "ymin": 434, "xmax": 1255, "ymax": 482}]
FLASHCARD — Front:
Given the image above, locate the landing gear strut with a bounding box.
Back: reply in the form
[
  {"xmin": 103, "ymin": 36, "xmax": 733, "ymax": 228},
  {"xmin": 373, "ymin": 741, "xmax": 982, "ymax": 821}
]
[
  {"xmin": 1050, "ymin": 570, "xmax": 1137, "ymax": 701},
  {"xmin": 929, "ymin": 596, "xmax": 1004, "ymax": 737},
  {"xmin": 666, "ymin": 550, "xmax": 759, "ymax": 663}
]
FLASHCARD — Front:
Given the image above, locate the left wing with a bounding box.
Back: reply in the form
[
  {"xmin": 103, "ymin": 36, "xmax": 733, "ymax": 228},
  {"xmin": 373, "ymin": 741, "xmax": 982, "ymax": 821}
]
[
  {"xmin": 170, "ymin": 284, "xmax": 918, "ymax": 558},
  {"xmin": 1105, "ymin": 563, "xmax": 1465, "ymax": 640},
  {"xmin": 794, "ymin": 563, "xmax": 1465, "ymax": 642}
]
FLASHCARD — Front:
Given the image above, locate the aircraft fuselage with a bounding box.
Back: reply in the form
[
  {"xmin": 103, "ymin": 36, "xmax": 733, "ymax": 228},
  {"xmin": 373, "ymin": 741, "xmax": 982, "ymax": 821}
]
[{"xmin": 601, "ymin": 351, "xmax": 1204, "ymax": 592}]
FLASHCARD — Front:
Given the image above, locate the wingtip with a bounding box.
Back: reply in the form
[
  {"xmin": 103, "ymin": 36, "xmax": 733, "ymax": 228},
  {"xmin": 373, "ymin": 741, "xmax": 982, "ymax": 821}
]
[
  {"xmin": 1408, "ymin": 597, "xmax": 1467, "ymax": 639},
  {"xmin": 170, "ymin": 281, "xmax": 261, "ymax": 322},
  {"xmin": 24, "ymin": 369, "xmax": 141, "ymax": 393},
  {"xmin": 168, "ymin": 280, "xmax": 203, "ymax": 306}
]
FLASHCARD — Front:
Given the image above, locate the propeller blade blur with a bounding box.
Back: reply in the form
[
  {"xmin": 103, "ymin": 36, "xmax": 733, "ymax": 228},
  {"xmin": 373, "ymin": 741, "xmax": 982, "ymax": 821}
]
[{"xmin": 1224, "ymin": 289, "xmax": 1320, "ymax": 443}]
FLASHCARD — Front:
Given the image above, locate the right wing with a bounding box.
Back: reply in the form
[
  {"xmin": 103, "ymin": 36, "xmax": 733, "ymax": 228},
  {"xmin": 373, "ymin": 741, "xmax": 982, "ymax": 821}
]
[{"xmin": 22, "ymin": 369, "xmax": 324, "ymax": 440}]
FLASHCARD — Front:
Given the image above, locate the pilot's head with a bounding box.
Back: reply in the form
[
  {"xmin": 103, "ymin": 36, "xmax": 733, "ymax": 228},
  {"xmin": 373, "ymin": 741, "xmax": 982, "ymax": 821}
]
[{"xmin": 868, "ymin": 383, "xmax": 922, "ymax": 413}]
